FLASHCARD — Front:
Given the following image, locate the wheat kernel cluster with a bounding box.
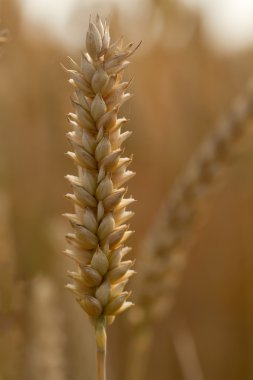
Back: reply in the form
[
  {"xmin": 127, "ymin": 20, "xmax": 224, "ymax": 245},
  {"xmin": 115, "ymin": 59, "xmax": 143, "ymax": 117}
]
[{"xmin": 63, "ymin": 16, "xmax": 138, "ymax": 326}]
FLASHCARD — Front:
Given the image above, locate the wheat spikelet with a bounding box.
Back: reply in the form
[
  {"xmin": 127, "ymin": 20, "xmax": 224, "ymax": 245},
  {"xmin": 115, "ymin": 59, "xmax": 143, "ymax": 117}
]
[
  {"xmin": 132, "ymin": 80, "xmax": 253, "ymax": 324},
  {"xmin": 63, "ymin": 15, "xmax": 138, "ymax": 380}
]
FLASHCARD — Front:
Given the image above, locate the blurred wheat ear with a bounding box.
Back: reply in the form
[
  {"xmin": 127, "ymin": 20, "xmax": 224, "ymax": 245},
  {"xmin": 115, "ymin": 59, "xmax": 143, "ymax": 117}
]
[
  {"xmin": 62, "ymin": 15, "xmax": 139, "ymax": 380},
  {"xmin": 126, "ymin": 80, "xmax": 253, "ymax": 380}
]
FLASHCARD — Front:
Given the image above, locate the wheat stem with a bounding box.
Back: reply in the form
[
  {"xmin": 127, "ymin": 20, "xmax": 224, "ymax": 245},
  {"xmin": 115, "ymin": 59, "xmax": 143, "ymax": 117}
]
[
  {"xmin": 97, "ymin": 350, "xmax": 106, "ymax": 380},
  {"xmin": 170, "ymin": 317, "xmax": 205, "ymax": 380},
  {"xmin": 95, "ymin": 318, "xmax": 107, "ymax": 380}
]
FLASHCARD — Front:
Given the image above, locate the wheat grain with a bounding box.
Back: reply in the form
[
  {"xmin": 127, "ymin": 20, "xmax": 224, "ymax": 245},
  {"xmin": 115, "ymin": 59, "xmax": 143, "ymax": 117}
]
[{"xmin": 63, "ymin": 15, "xmax": 138, "ymax": 380}]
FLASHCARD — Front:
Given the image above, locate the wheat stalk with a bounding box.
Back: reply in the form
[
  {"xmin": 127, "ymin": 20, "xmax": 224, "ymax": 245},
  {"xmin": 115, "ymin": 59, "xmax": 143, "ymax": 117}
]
[
  {"xmin": 126, "ymin": 80, "xmax": 253, "ymax": 380},
  {"xmin": 63, "ymin": 15, "xmax": 138, "ymax": 380},
  {"xmin": 170, "ymin": 317, "xmax": 205, "ymax": 380}
]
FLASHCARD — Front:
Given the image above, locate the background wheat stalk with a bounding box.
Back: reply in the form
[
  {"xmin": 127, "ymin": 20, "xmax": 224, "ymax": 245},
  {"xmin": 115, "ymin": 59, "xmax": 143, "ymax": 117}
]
[
  {"xmin": 126, "ymin": 80, "xmax": 253, "ymax": 380},
  {"xmin": 63, "ymin": 15, "xmax": 138, "ymax": 380}
]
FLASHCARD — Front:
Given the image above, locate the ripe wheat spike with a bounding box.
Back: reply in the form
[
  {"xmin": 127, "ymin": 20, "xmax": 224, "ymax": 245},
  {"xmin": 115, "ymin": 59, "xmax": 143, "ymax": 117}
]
[{"xmin": 63, "ymin": 15, "xmax": 139, "ymax": 380}]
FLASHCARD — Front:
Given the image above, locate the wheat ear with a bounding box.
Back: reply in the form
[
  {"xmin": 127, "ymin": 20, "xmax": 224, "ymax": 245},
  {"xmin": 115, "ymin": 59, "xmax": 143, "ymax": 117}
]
[
  {"xmin": 126, "ymin": 81, "xmax": 253, "ymax": 380},
  {"xmin": 63, "ymin": 15, "xmax": 138, "ymax": 380}
]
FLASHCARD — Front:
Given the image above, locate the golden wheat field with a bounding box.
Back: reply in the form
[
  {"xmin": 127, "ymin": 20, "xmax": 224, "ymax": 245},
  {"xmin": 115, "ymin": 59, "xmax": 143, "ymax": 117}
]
[{"xmin": 1, "ymin": 0, "xmax": 253, "ymax": 379}]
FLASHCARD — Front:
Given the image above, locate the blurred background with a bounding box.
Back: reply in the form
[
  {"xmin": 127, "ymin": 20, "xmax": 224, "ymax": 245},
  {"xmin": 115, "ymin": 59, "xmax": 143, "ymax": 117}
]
[{"xmin": 1, "ymin": 0, "xmax": 253, "ymax": 379}]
